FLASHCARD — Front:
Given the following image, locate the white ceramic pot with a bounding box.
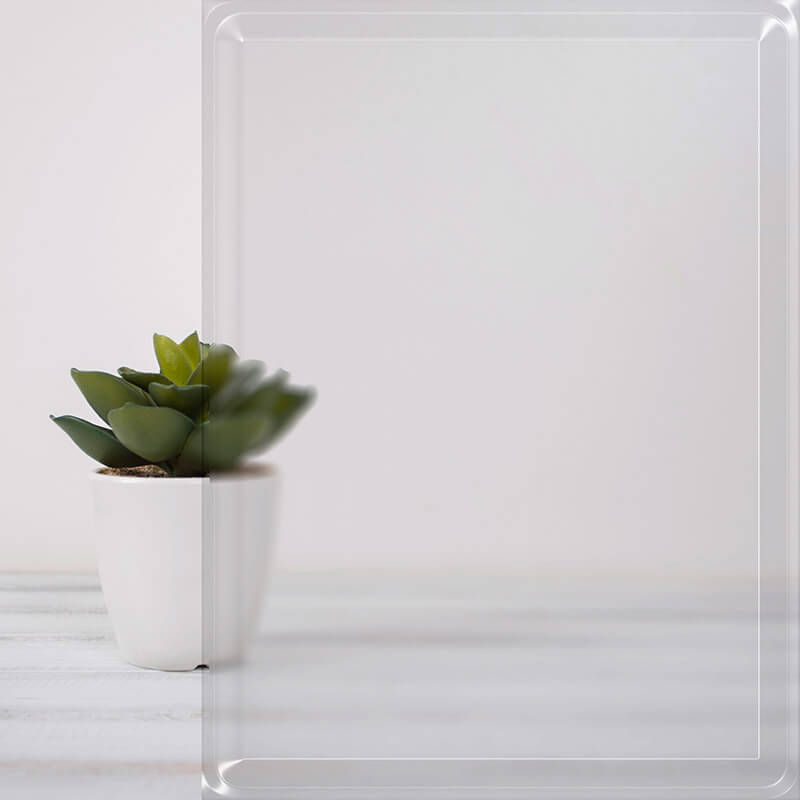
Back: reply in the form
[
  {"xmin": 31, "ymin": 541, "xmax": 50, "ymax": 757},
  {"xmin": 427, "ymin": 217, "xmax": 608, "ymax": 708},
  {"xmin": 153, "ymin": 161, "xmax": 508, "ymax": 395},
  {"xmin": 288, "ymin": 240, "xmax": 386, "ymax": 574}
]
[{"xmin": 90, "ymin": 468, "xmax": 276, "ymax": 671}]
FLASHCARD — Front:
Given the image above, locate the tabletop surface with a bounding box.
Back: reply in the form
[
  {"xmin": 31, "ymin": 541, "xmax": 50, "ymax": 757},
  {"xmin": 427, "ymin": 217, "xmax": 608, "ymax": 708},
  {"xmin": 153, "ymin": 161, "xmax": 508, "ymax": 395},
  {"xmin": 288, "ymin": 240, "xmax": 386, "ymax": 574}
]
[
  {"xmin": 0, "ymin": 572, "xmax": 787, "ymax": 799},
  {"xmin": 0, "ymin": 573, "xmax": 201, "ymax": 800}
]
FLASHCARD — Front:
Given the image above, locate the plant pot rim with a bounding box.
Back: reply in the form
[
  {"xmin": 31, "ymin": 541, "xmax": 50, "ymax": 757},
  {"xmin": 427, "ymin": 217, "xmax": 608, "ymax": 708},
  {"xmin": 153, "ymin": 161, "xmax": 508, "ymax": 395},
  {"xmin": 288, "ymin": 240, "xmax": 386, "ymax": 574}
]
[{"xmin": 90, "ymin": 464, "xmax": 275, "ymax": 484}]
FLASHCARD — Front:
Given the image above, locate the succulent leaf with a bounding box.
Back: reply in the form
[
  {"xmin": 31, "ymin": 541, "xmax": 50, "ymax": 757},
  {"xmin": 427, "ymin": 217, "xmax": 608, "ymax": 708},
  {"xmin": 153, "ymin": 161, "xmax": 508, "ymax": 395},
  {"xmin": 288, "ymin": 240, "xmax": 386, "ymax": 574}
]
[
  {"xmin": 148, "ymin": 381, "xmax": 209, "ymax": 420},
  {"xmin": 210, "ymin": 359, "xmax": 266, "ymax": 414},
  {"xmin": 50, "ymin": 414, "xmax": 148, "ymax": 468},
  {"xmin": 231, "ymin": 370, "xmax": 289, "ymax": 415},
  {"xmin": 187, "ymin": 344, "xmax": 237, "ymax": 395},
  {"xmin": 71, "ymin": 369, "xmax": 153, "ymax": 424},
  {"xmin": 108, "ymin": 403, "xmax": 195, "ymax": 463},
  {"xmin": 179, "ymin": 331, "xmax": 202, "ymax": 368},
  {"xmin": 176, "ymin": 414, "xmax": 269, "ymax": 474},
  {"xmin": 118, "ymin": 367, "xmax": 170, "ymax": 391},
  {"xmin": 58, "ymin": 335, "xmax": 312, "ymax": 476},
  {"xmin": 153, "ymin": 333, "xmax": 193, "ymax": 385},
  {"xmin": 251, "ymin": 387, "xmax": 315, "ymax": 450}
]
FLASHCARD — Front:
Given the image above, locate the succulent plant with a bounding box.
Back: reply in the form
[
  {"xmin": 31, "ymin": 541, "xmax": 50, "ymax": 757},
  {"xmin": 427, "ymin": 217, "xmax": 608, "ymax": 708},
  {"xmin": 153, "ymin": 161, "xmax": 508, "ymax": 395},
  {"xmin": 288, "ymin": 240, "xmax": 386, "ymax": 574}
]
[{"xmin": 51, "ymin": 332, "xmax": 314, "ymax": 477}]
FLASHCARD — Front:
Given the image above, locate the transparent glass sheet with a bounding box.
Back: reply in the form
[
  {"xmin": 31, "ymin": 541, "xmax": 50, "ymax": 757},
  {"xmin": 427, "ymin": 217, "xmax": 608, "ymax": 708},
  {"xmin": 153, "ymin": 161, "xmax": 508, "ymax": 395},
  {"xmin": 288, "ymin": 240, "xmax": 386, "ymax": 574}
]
[{"xmin": 201, "ymin": 1, "xmax": 799, "ymax": 797}]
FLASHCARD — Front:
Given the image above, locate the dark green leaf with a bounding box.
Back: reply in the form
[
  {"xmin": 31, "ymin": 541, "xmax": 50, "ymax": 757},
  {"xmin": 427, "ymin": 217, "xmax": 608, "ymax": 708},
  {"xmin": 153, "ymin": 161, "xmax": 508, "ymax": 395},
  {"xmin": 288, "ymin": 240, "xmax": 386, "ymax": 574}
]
[
  {"xmin": 231, "ymin": 370, "xmax": 289, "ymax": 415},
  {"xmin": 251, "ymin": 387, "xmax": 315, "ymax": 450},
  {"xmin": 210, "ymin": 359, "xmax": 266, "ymax": 414},
  {"xmin": 71, "ymin": 369, "xmax": 153, "ymax": 424},
  {"xmin": 118, "ymin": 367, "xmax": 170, "ymax": 391},
  {"xmin": 148, "ymin": 381, "xmax": 209, "ymax": 420},
  {"xmin": 187, "ymin": 344, "xmax": 237, "ymax": 395},
  {"xmin": 153, "ymin": 333, "xmax": 193, "ymax": 385},
  {"xmin": 51, "ymin": 414, "xmax": 147, "ymax": 468},
  {"xmin": 108, "ymin": 403, "xmax": 195, "ymax": 463},
  {"xmin": 176, "ymin": 414, "xmax": 269, "ymax": 474}
]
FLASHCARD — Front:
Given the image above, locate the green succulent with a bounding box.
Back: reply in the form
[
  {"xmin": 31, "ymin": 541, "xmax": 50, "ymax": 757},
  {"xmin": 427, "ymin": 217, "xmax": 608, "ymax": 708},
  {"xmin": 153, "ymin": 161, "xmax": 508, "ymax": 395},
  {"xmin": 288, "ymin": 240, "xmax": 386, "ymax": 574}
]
[{"xmin": 51, "ymin": 332, "xmax": 314, "ymax": 477}]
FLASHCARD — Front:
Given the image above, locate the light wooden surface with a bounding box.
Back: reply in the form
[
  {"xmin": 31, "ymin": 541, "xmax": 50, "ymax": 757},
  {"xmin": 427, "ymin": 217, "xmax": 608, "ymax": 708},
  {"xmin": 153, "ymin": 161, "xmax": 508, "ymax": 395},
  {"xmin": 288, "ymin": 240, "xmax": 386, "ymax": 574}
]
[
  {"xmin": 208, "ymin": 573, "xmax": 789, "ymax": 795},
  {"xmin": 1, "ymin": 572, "xmax": 790, "ymax": 798},
  {"xmin": 0, "ymin": 573, "xmax": 201, "ymax": 800},
  {"xmin": 231, "ymin": 573, "xmax": 763, "ymax": 760}
]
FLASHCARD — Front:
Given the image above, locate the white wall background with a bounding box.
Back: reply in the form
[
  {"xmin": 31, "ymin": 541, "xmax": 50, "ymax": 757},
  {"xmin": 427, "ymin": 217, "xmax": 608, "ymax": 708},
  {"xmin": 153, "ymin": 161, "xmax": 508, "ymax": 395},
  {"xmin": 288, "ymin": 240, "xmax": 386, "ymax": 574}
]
[
  {"xmin": 0, "ymin": 5, "xmax": 768, "ymax": 581},
  {"xmin": 0, "ymin": 0, "xmax": 199, "ymax": 571},
  {"xmin": 217, "ymin": 27, "xmax": 763, "ymax": 580}
]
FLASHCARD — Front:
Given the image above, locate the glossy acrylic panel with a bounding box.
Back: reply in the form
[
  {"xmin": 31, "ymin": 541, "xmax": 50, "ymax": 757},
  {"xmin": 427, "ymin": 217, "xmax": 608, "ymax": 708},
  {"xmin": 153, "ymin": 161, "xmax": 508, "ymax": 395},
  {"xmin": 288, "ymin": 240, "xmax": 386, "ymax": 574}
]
[{"xmin": 202, "ymin": 1, "xmax": 799, "ymax": 797}]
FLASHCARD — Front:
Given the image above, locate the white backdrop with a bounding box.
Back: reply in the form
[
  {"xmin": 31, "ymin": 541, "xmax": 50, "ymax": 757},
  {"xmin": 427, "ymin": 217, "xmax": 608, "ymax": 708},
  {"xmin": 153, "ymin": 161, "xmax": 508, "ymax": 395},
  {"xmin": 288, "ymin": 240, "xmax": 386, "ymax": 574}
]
[
  {"xmin": 0, "ymin": 3, "xmax": 766, "ymax": 581},
  {"xmin": 0, "ymin": 0, "xmax": 199, "ymax": 570},
  {"xmin": 213, "ymin": 29, "xmax": 761, "ymax": 581}
]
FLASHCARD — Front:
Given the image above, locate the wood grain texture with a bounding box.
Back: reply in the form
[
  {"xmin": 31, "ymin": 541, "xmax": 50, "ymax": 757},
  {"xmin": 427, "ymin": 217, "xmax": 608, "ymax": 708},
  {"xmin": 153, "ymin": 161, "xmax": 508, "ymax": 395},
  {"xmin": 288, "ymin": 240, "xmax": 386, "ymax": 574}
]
[
  {"xmin": 0, "ymin": 573, "xmax": 201, "ymax": 799},
  {"xmin": 1, "ymin": 573, "xmax": 789, "ymax": 798}
]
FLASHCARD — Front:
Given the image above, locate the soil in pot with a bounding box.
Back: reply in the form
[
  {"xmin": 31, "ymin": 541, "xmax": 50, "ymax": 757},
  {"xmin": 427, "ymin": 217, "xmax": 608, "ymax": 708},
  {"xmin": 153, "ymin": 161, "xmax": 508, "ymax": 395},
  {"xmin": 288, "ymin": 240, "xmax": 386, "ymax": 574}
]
[{"xmin": 98, "ymin": 465, "xmax": 168, "ymax": 478}]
